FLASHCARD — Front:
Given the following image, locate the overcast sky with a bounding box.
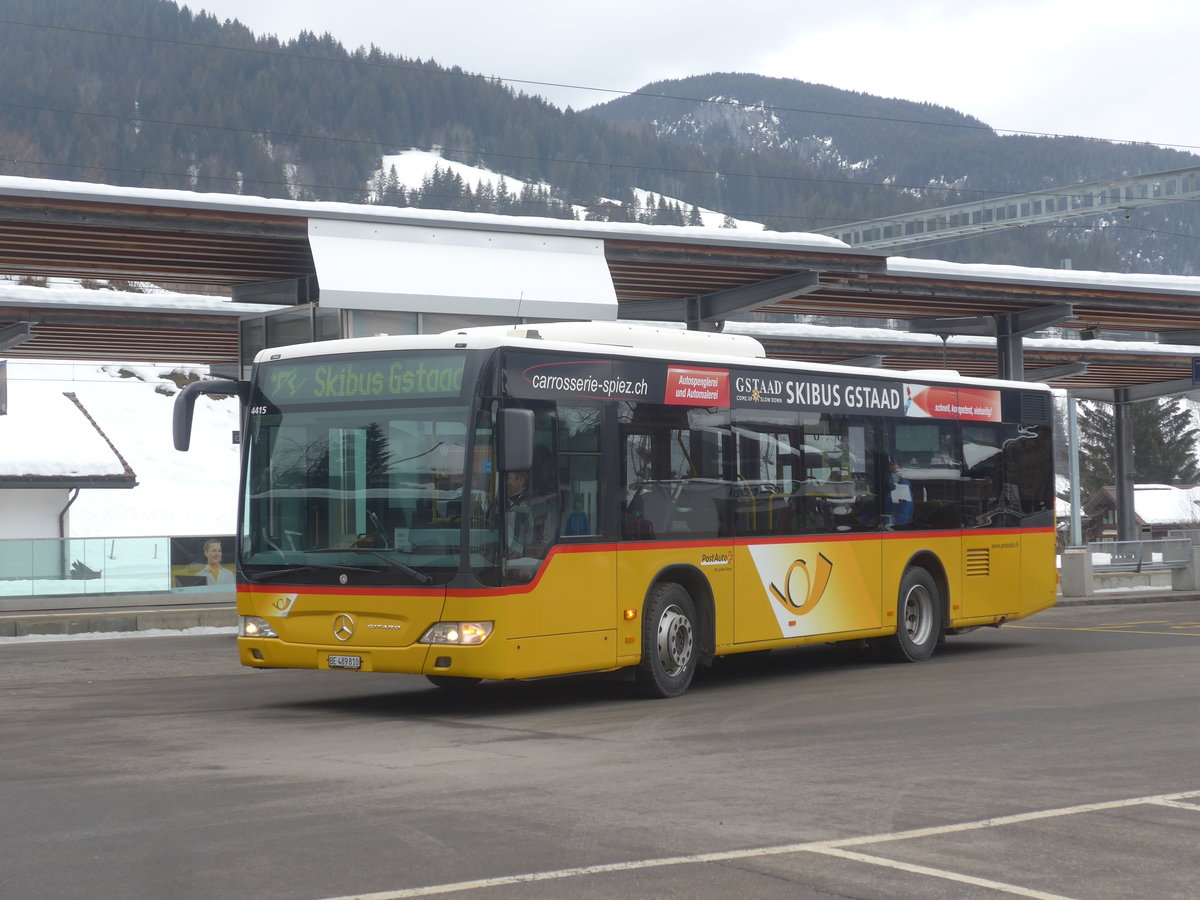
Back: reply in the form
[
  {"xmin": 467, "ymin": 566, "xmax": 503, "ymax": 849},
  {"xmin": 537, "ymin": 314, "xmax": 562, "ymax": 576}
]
[{"xmin": 191, "ymin": 0, "xmax": 1200, "ymax": 152}]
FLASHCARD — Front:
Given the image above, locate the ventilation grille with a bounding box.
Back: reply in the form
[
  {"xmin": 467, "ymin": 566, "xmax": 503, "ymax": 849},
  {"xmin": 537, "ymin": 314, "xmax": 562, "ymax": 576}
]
[
  {"xmin": 966, "ymin": 547, "xmax": 991, "ymax": 577},
  {"xmin": 1020, "ymin": 391, "xmax": 1052, "ymax": 424}
]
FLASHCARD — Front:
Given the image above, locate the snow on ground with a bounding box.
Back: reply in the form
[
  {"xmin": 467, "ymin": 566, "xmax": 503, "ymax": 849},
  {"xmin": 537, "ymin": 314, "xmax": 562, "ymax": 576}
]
[
  {"xmin": 375, "ymin": 149, "xmax": 766, "ymax": 231},
  {"xmin": 0, "ymin": 625, "xmax": 236, "ymax": 644},
  {"xmin": 3, "ymin": 360, "xmax": 240, "ymax": 538}
]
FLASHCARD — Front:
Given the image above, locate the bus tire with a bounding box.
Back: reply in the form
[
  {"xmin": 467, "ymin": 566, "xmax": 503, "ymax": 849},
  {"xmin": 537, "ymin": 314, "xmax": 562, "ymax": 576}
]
[
  {"xmin": 875, "ymin": 566, "xmax": 941, "ymax": 663},
  {"xmin": 426, "ymin": 674, "xmax": 483, "ymax": 690},
  {"xmin": 636, "ymin": 582, "xmax": 698, "ymax": 698}
]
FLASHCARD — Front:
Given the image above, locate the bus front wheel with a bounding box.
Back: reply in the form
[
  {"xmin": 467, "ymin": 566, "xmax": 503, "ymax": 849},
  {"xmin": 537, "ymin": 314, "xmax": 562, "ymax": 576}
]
[
  {"xmin": 636, "ymin": 582, "xmax": 698, "ymax": 698},
  {"xmin": 874, "ymin": 567, "xmax": 942, "ymax": 663}
]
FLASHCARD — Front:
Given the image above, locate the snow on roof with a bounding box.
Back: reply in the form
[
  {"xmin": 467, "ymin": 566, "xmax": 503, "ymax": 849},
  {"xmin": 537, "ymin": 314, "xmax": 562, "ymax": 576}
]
[
  {"xmin": 0, "ymin": 173, "xmax": 852, "ymax": 253},
  {"xmin": 1131, "ymin": 484, "xmax": 1200, "ymax": 525},
  {"xmin": 7, "ymin": 174, "xmax": 1200, "ymax": 297},
  {"xmin": 0, "ymin": 361, "xmax": 239, "ymax": 535},
  {"xmin": 0, "ymin": 376, "xmax": 135, "ymax": 485},
  {"xmin": 889, "ymin": 256, "xmax": 1200, "ymax": 296},
  {"xmin": 0, "ymin": 278, "xmax": 282, "ymax": 316},
  {"xmin": 1089, "ymin": 483, "xmax": 1200, "ymax": 526},
  {"xmin": 726, "ymin": 319, "xmax": 1200, "ymax": 355}
]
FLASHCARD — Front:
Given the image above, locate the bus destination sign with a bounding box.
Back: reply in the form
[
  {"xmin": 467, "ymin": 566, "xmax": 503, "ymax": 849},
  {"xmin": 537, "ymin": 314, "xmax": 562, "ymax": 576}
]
[{"xmin": 260, "ymin": 353, "xmax": 466, "ymax": 405}]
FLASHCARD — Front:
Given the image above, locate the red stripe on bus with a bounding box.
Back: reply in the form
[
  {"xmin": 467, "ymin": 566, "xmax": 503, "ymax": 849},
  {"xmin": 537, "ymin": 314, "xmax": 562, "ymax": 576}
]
[{"xmin": 238, "ymin": 526, "xmax": 1056, "ymax": 596}]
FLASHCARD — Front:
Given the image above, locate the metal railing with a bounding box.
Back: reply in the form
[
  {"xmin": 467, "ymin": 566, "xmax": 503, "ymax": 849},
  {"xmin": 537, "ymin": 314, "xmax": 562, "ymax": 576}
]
[{"xmin": 1087, "ymin": 538, "xmax": 1192, "ymax": 573}]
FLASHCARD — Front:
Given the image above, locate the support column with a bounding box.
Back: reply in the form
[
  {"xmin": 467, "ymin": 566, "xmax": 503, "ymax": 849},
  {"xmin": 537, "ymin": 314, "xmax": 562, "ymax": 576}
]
[
  {"xmin": 1113, "ymin": 392, "xmax": 1137, "ymax": 541},
  {"xmin": 995, "ymin": 314, "xmax": 1025, "ymax": 381},
  {"xmin": 1067, "ymin": 396, "xmax": 1082, "ymax": 546}
]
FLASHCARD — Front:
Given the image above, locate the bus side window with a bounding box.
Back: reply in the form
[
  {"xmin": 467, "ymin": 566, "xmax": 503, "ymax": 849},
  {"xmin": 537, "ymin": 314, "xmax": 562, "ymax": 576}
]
[
  {"xmin": 890, "ymin": 422, "xmax": 962, "ymax": 530},
  {"xmin": 502, "ymin": 401, "xmax": 559, "ymax": 583},
  {"xmin": 963, "ymin": 424, "xmax": 1006, "ymax": 527},
  {"xmin": 561, "ymin": 456, "xmax": 599, "ymax": 536},
  {"xmin": 558, "ymin": 404, "xmax": 602, "ymax": 539},
  {"xmin": 1003, "ymin": 424, "xmax": 1054, "ymax": 526}
]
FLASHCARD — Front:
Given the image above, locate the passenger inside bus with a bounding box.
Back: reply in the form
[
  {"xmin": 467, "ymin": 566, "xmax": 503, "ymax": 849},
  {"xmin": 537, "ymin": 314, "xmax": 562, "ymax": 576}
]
[
  {"xmin": 884, "ymin": 461, "xmax": 914, "ymax": 527},
  {"xmin": 563, "ymin": 496, "xmax": 591, "ymax": 536}
]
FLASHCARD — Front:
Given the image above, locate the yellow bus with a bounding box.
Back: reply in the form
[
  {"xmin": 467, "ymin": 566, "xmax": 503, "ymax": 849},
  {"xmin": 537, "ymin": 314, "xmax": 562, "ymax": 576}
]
[{"xmin": 175, "ymin": 321, "xmax": 1057, "ymax": 698}]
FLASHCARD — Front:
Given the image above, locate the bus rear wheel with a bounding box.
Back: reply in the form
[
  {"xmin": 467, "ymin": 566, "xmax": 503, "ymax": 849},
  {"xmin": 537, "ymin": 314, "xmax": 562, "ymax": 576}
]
[
  {"xmin": 636, "ymin": 582, "xmax": 698, "ymax": 698},
  {"xmin": 874, "ymin": 567, "xmax": 942, "ymax": 663}
]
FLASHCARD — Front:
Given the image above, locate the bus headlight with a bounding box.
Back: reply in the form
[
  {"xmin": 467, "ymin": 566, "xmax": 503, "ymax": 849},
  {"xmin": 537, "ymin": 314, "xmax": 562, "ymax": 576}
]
[
  {"xmin": 419, "ymin": 621, "xmax": 493, "ymax": 645},
  {"xmin": 240, "ymin": 616, "xmax": 279, "ymax": 638}
]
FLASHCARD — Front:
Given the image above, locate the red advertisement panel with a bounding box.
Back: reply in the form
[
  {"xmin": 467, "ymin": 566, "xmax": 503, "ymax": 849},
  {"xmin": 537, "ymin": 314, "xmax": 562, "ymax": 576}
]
[
  {"xmin": 904, "ymin": 384, "xmax": 1002, "ymax": 421},
  {"xmin": 664, "ymin": 366, "xmax": 730, "ymax": 406}
]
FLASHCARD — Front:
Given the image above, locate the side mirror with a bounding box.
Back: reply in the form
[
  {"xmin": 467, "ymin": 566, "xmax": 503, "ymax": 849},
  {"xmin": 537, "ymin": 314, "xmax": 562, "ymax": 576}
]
[
  {"xmin": 498, "ymin": 408, "xmax": 534, "ymax": 472},
  {"xmin": 173, "ymin": 379, "xmax": 249, "ymax": 451}
]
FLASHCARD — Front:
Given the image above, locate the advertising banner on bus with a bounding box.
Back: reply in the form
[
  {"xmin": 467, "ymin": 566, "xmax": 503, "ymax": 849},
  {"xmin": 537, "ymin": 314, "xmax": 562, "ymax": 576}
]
[{"xmin": 506, "ymin": 351, "xmax": 1003, "ymax": 421}]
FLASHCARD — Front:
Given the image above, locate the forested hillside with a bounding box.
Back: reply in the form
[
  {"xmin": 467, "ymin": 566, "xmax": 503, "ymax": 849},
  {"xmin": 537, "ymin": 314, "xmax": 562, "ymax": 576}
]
[
  {"xmin": 2, "ymin": 0, "xmax": 1199, "ymax": 273},
  {"xmin": 589, "ymin": 74, "xmax": 1200, "ymax": 272}
]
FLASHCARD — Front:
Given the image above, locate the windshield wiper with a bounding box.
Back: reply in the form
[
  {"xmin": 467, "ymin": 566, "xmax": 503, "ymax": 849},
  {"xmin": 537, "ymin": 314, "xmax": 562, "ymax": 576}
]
[
  {"xmin": 248, "ymin": 550, "xmax": 433, "ymax": 586},
  {"xmin": 248, "ymin": 564, "xmax": 327, "ymax": 582},
  {"xmin": 331, "ymin": 548, "xmax": 435, "ymax": 585},
  {"xmin": 297, "ymin": 548, "xmax": 435, "ymax": 585}
]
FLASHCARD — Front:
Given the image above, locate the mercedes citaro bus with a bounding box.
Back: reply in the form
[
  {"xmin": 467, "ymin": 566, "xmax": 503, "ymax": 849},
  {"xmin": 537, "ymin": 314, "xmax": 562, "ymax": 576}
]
[{"xmin": 174, "ymin": 321, "xmax": 1056, "ymax": 697}]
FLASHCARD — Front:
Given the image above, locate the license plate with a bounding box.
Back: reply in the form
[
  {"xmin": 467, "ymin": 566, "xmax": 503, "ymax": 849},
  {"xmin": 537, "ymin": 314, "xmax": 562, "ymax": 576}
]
[{"xmin": 327, "ymin": 654, "xmax": 362, "ymax": 670}]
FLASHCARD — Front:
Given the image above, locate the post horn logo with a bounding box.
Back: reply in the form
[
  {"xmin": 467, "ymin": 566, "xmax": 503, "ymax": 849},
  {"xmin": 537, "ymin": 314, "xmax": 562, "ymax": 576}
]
[
  {"xmin": 769, "ymin": 553, "xmax": 833, "ymax": 616},
  {"xmin": 332, "ymin": 614, "xmax": 355, "ymax": 642}
]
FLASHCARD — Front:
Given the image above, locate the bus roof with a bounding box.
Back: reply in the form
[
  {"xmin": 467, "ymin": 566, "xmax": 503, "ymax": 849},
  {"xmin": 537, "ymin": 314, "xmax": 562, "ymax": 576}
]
[{"xmin": 254, "ymin": 321, "xmax": 1052, "ymax": 393}]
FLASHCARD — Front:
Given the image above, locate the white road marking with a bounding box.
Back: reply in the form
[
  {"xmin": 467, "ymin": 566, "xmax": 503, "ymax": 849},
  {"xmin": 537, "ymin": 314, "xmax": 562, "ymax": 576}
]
[
  {"xmin": 807, "ymin": 847, "xmax": 1077, "ymax": 900},
  {"xmin": 818, "ymin": 788, "xmax": 1200, "ymax": 848},
  {"xmin": 319, "ymin": 788, "xmax": 1200, "ymax": 900},
  {"xmin": 1149, "ymin": 798, "xmax": 1200, "ymax": 811}
]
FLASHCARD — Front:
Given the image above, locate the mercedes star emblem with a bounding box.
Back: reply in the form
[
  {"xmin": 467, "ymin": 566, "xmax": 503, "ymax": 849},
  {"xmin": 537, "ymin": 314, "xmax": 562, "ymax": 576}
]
[{"xmin": 332, "ymin": 614, "xmax": 355, "ymax": 642}]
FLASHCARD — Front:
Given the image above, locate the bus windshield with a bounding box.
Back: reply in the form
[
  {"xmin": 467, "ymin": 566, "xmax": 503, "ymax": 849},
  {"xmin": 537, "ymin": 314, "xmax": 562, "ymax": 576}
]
[{"xmin": 239, "ymin": 350, "xmax": 484, "ymax": 586}]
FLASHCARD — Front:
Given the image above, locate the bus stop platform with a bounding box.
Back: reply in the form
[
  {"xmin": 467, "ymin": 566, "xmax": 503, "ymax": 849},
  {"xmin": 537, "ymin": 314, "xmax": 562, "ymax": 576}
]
[
  {"xmin": 2, "ymin": 589, "xmax": 1199, "ymax": 638},
  {"xmin": 0, "ymin": 598, "xmax": 236, "ymax": 638}
]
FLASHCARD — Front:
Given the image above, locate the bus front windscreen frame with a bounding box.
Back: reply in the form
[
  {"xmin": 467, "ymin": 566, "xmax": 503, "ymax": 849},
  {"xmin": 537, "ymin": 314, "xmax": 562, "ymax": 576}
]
[{"xmin": 237, "ymin": 350, "xmax": 491, "ymax": 587}]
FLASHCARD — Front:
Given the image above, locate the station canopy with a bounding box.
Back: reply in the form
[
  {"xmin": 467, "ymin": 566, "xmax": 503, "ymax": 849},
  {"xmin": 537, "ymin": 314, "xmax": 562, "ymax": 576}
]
[{"xmin": 2, "ymin": 175, "xmax": 1200, "ymax": 398}]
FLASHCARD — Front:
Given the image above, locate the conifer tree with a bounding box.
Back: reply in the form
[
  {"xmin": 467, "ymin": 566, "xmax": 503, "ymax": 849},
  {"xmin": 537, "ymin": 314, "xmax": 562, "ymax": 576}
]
[{"xmin": 1078, "ymin": 397, "xmax": 1200, "ymax": 498}]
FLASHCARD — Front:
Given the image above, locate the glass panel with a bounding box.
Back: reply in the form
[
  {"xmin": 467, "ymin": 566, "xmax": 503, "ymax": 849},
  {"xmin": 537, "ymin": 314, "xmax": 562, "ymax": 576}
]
[
  {"xmin": 264, "ymin": 307, "xmax": 312, "ymax": 350},
  {"xmin": 500, "ymin": 402, "xmax": 559, "ymax": 584},
  {"xmin": 889, "ymin": 422, "xmax": 962, "ymax": 530},
  {"xmin": 619, "ymin": 401, "xmax": 730, "ymax": 540},
  {"xmin": 558, "ymin": 404, "xmax": 601, "ymax": 452},
  {"xmin": 733, "ymin": 431, "xmax": 801, "ymax": 536},
  {"xmin": 314, "ymin": 307, "xmax": 343, "ymax": 342},
  {"xmin": 963, "ymin": 424, "xmax": 1007, "ymax": 527},
  {"xmin": 345, "ymin": 309, "xmax": 417, "ymax": 338},
  {"xmin": 0, "ymin": 537, "xmax": 172, "ymax": 600},
  {"xmin": 468, "ymin": 404, "xmax": 501, "ymax": 586},
  {"xmin": 240, "ymin": 316, "xmax": 265, "ymax": 373},
  {"xmin": 421, "ymin": 313, "xmax": 515, "ymax": 333},
  {"xmin": 1003, "ymin": 424, "xmax": 1055, "ymax": 526},
  {"xmin": 562, "ymin": 456, "xmax": 599, "ymax": 537},
  {"xmin": 780, "ymin": 416, "xmax": 877, "ymax": 535},
  {"xmin": 241, "ymin": 402, "xmax": 473, "ymax": 586}
]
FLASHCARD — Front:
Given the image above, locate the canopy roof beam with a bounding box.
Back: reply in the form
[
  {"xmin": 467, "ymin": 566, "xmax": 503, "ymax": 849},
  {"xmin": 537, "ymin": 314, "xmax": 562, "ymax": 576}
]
[
  {"xmin": 0, "ymin": 321, "xmax": 34, "ymax": 351},
  {"xmin": 907, "ymin": 303, "xmax": 1073, "ymax": 381},
  {"xmin": 1025, "ymin": 361, "xmax": 1087, "ymax": 382},
  {"xmin": 619, "ymin": 270, "xmax": 820, "ymax": 330}
]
